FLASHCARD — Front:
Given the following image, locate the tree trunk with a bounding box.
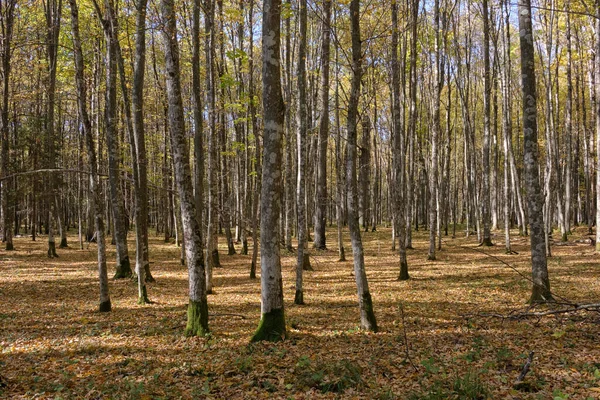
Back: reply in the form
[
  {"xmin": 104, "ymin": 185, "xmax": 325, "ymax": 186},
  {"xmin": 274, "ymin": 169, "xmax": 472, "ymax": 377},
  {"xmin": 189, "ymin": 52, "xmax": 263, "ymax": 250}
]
[
  {"xmin": 294, "ymin": 0, "xmax": 309, "ymax": 306},
  {"xmin": 161, "ymin": 0, "xmax": 209, "ymax": 336},
  {"xmin": 251, "ymin": 0, "xmax": 286, "ymax": 342},
  {"xmin": 313, "ymin": 0, "xmax": 331, "ymax": 250},
  {"xmin": 347, "ymin": 0, "xmax": 377, "ymax": 332},
  {"xmin": 481, "ymin": 0, "xmax": 493, "ymax": 246},
  {"xmin": 68, "ymin": 0, "xmax": 111, "ymax": 312},
  {"xmin": 0, "ymin": 0, "xmax": 15, "ymax": 251},
  {"xmin": 391, "ymin": 0, "xmax": 408, "ymax": 280},
  {"xmin": 518, "ymin": 0, "xmax": 553, "ymax": 303}
]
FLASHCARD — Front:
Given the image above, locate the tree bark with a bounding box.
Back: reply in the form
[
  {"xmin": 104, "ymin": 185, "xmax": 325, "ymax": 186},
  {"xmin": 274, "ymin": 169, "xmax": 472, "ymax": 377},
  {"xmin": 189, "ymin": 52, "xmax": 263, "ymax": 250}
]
[
  {"xmin": 68, "ymin": 0, "xmax": 111, "ymax": 312},
  {"xmin": 313, "ymin": 0, "xmax": 331, "ymax": 251},
  {"xmin": 518, "ymin": 0, "xmax": 553, "ymax": 303},
  {"xmin": 251, "ymin": 0, "xmax": 286, "ymax": 342},
  {"xmin": 347, "ymin": 0, "xmax": 377, "ymax": 332},
  {"xmin": 161, "ymin": 0, "xmax": 209, "ymax": 336}
]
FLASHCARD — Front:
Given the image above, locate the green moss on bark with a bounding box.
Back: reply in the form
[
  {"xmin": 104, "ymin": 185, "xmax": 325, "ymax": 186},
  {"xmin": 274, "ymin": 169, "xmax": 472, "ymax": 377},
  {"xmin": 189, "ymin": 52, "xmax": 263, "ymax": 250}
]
[
  {"xmin": 99, "ymin": 299, "xmax": 112, "ymax": 312},
  {"xmin": 251, "ymin": 308, "xmax": 286, "ymax": 342},
  {"xmin": 138, "ymin": 285, "xmax": 150, "ymax": 304},
  {"xmin": 113, "ymin": 256, "xmax": 133, "ymax": 279},
  {"xmin": 360, "ymin": 292, "xmax": 378, "ymax": 332},
  {"xmin": 184, "ymin": 299, "xmax": 209, "ymax": 337}
]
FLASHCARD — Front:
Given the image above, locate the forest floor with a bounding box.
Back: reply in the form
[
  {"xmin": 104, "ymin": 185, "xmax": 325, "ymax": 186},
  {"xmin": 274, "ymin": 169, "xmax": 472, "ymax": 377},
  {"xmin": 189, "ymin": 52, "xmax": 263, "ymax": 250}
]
[{"xmin": 1, "ymin": 226, "xmax": 600, "ymax": 399}]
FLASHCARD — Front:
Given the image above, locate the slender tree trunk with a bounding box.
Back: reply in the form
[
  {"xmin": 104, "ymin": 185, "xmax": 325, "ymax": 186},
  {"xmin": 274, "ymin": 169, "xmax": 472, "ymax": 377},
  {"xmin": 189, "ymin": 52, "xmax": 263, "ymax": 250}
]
[
  {"xmin": 161, "ymin": 0, "xmax": 209, "ymax": 336},
  {"xmin": 392, "ymin": 0, "xmax": 408, "ymax": 280},
  {"xmin": 251, "ymin": 0, "xmax": 286, "ymax": 342},
  {"xmin": 294, "ymin": 0, "xmax": 308, "ymax": 305},
  {"xmin": 0, "ymin": 0, "xmax": 15, "ymax": 251},
  {"xmin": 481, "ymin": 0, "xmax": 493, "ymax": 246},
  {"xmin": 347, "ymin": 0, "xmax": 377, "ymax": 332},
  {"xmin": 563, "ymin": 2, "xmax": 573, "ymax": 241},
  {"xmin": 313, "ymin": 0, "xmax": 331, "ymax": 251},
  {"xmin": 334, "ymin": 16, "xmax": 345, "ymax": 262},
  {"xmin": 518, "ymin": 0, "xmax": 553, "ymax": 303},
  {"xmin": 69, "ymin": 0, "xmax": 111, "ymax": 312}
]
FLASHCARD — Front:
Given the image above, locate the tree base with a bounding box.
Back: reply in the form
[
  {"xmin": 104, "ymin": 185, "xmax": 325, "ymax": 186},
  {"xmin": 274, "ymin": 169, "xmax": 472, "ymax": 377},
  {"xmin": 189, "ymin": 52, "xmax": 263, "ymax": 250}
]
[
  {"xmin": 99, "ymin": 299, "xmax": 112, "ymax": 312},
  {"xmin": 398, "ymin": 262, "xmax": 409, "ymax": 281},
  {"xmin": 113, "ymin": 256, "xmax": 133, "ymax": 279},
  {"xmin": 294, "ymin": 290, "xmax": 304, "ymax": 305},
  {"xmin": 59, "ymin": 237, "xmax": 68, "ymax": 248},
  {"xmin": 528, "ymin": 289, "xmax": 554, "ymax": 304},
  {"xmin": 184, "ymin": 299, "xmax": 209, "ymax": 336},
  {"xmin": 242, "ymin": 240, "xmax": 248, "ymax": 255},
  {"xmin": 5, "ymin": 242, "xmax": 14, "ymax": 251},
  {"xmin": 228, "ymin": 243, "xmax": 236, "ymax": 255},
  {"xmin": 338, "ymin": 247, "xmax": 346, "ymax": 262},
  {"xmin": 427, "ymin": 254, "xmax": 436, "ymax": 261},
  {"xmin": 212, "ymin": 250, "xmax": 222, "ymax": 268},
  {"xmin": 360, "ymin": 292, "xmax": 378, "ymax": 332},
  {"xmin": 561, "ymin": 233, "xmax": 568, "ymax": 242},
  {"xmin": 145, "ymin": 264, "xmax": 156, "ymax": 283},
  {"xmin": 138, "ymin": 286, "xmax": 151, "ymax": 304},
  {"xmin": 481, "ymin": 238, "xmax": 494, "ymax": 246},
  {"xmin": 47, "ymin": 242, "xmax": 58, "ymax": 258},
  {"xmin": 302, "ymin": 253, "xmax": 313, "ymax": 271},
  {"xmin": 250, "ymin": 262, "xmax": 256, "ymax": 279},
  {"xmin": 251, "ymin": 308, "xmax": 286, "ymax": 342}
]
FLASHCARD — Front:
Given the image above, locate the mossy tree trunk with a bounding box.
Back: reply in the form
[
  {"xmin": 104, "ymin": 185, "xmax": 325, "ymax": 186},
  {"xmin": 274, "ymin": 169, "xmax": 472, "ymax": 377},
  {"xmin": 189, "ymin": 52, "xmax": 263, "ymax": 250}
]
[
  {"xmin": 251, "ymin": 0, "xmax": 287, "ymax": 342},
  {"xmin": 160, "ymin": 0, "xmax": 209, "ymax": 336}
]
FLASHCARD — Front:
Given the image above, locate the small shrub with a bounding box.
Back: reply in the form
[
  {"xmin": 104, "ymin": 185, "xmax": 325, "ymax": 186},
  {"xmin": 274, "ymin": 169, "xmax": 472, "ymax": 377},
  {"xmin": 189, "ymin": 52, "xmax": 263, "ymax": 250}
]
[{"xmin": 452, "ymin": 370, "xmax": 489, "ymax": 399}]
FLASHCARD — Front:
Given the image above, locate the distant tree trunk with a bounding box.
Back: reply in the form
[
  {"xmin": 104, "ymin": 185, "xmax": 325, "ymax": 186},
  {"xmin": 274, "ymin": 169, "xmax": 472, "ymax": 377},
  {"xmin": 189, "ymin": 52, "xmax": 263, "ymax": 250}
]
[
  {"xmin": 359, "ymin": 114, "xmax": 371, "ymax": 232},
  {"xmin": 161, "ymin": 0, "xmax": 209, "ymax": 336},
  {"xmin": 428, "ymin": 0, "xmax": 443, "ymax": 260},
  {"xmin": 0, "ymin": 0, "xmax": 15, "ymax": 251},
  {"xmin": 347, "ymin": 0, "xmax": 377, "ymax": 332},
  {"xmin": 283, "ymin": 1, "xmax": 294, "ymax": 252},
  {"xmin": 596, "ymin": 1, "xmax": 600, "ymax": 252},
  {"xmin": 205, "ymin": 0, "xmax": 220, "ymax": 295},
  {"xmin": 252, "ymin": 0, "xmax": 286, "ymax": 342},
  {"xmin": 334, "ymin": 16, "xmax": 345, "ymax": 262},
  {"xmin": 45, "ymin": 0, "xmax": 62, "ymax": 259},
  {"xmin": 518, "ymin": 0, "xmax": 552, "ymax": 303},
  {"xmin": 294, "ymin": 0, "xmax": 308, "ymax": 306},
  {"xmin": 500, "ymin": 0, "xmax": 513, "ymax": 253},
  {"xmin": 131, "ymin": 0, "xmax": 151, "ymax": 300},
  {"xmin": 248, "ymin": 0, "xmax": 260, "ymax": 280},
  {"xmin": 563, "ymin": 2, "xmax": 573, "ymax": 241},
  {"xmin": 391, "ymin": 0, "xmax": 408, "ymax": 280},
  {"xmin": 481, "ymin": 0, "xmax": 493, "ymax": 246},
  {"xmin": 406, "ymin": 0, "xmax": 419, "ymax": 250},
  {"xmin": 69, "ymin": 0, "xmax": 111, "ymax": 312},
  {"xmin": 313, "ymin": 0, "xmax": 331, "ymax": 251},
  {"xmin": 92, "ymin": 0, "xmax": 131, "ymax": 278},
  {"xmin": 193, "ymin": 0, "xmax": 204, "ymax": 252}
]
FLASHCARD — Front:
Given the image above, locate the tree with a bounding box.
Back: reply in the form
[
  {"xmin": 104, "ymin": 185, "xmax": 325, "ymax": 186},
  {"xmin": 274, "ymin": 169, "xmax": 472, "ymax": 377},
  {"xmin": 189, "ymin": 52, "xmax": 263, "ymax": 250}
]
[
  {"xmin": 160, "ymin": 0, "xmax": 209, "ymax": 336},
  {"xmin": 91, "ymin": 0, "xmax": 132, "ymax": 279},
  {"xmin": 391, "ymin": 0, "xmax": 409, "ymax": 280},
  {"xmin": 518, "ymin": 0, "xmax": 552, "ymax": 303},
  {"xmin": 295, "ymin": 0, "xmax": 308, "ymax": 306},
  {"xmin": 347, "ymin": 0, "xmax": 377, "ymax": 332},
  {"xmin": 481, "ymin": 0, "xmax": 493, "ymax": 246},
  {"xmin": 0, "ymin": 0, "xmax": 15, "ymax": 251},
  {"xmin": 251, "ymin": 0, "xmax": 286, "ymax": 342},
  {"xmin": 68, "ymin": 0, "xmax": 110, "ymax": 312},
  {"xmin": 313, "ymin": 0, "xmax": 331, "ymax": 251}
]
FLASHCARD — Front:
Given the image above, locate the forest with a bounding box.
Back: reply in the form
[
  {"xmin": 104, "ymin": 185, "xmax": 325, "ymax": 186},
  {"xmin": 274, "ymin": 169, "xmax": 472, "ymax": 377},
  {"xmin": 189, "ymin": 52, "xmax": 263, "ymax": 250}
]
[{"xmin": 1, "ymin": 0, "xmax": 600, "ymax": 398}]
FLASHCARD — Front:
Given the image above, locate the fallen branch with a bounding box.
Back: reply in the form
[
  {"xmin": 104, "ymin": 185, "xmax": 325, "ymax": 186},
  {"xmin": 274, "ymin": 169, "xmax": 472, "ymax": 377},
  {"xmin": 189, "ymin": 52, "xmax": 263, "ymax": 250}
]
[
  {"xmin": 398, "ymin": 303, "xmax": 418, "ymax": 372},
  {"xmin": 515, "ymin": 351, "xmax": 534, "ymax": 385},
  {"xmin": 466, "ymin": 302, "xmax": 600, "ymax": 321}
]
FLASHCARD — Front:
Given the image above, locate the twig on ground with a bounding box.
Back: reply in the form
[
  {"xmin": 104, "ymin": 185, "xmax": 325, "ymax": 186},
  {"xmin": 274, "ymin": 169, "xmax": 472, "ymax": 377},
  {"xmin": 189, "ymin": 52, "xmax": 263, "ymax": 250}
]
[
  {"xmin": 515, "ymin": 351, "xmax": 534, "ymax": 385},
  {"xmin": 398, "ymin": 303, "xmax": 418, "ymax": 372}
]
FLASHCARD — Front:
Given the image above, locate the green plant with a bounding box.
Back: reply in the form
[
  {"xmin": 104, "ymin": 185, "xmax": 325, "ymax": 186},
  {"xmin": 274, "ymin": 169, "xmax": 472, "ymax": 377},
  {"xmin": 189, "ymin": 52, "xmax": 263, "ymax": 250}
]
[{"xmin": 452, "ymin": 370, "xmax": 489, "ymax": 399}]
